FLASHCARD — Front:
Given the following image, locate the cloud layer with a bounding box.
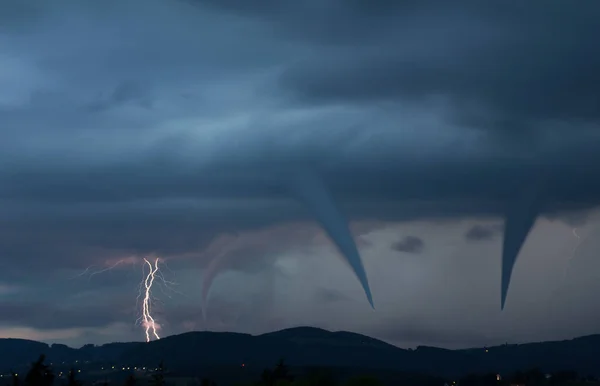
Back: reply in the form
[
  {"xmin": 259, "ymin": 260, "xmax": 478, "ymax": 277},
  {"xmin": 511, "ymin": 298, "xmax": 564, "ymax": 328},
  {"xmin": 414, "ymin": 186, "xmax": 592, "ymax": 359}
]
[{"xmin": 0, "ymin": 0, "xmax": 599, "ymax": 348}]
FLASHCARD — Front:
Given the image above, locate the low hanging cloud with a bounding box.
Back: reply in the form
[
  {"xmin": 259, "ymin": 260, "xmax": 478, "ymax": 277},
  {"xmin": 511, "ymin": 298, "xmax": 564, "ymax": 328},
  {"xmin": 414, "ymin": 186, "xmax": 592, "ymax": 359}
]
[
  {"xmin": 0, "ymin": 300, "xmax": 131, "ymax": 330},
  {"xmin": 392, "ymin": 236, "xmax": 425, "ymax": 254},
  {"xmin": 465, "ymin": 224, "xmax": 502, "ymax": 242},
  {"xmin": 314, "ymin": 287, "xmax": 352, "ymax": 304}
]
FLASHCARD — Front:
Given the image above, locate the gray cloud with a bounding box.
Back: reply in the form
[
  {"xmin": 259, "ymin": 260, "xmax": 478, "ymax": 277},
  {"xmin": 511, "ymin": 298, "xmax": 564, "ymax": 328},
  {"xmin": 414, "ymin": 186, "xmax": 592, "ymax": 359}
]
[
  {"xmin": 373, "ymin": 320, "xmax": 494, "ymax": 349},
  {"xmin": 465, "ymin": 225, "xmax": 501, "ymax": 242},
  {"xmin": 0, "ymin": 301, "xmax": 130, "ymax": 330},
  {"xmin": 270, "ymin": 1, "xmax": 600, "ymax": 132},
  {"xmin": 86, "ymin": 81, "xmax": 153, "ymax": 112},
  {"xmin": 392, "ymin": 236, "xmax": 425, "ymax": 254},
  {"xmin": 314, "ymin": 287, "xmax": 352, "ymax": 304}
]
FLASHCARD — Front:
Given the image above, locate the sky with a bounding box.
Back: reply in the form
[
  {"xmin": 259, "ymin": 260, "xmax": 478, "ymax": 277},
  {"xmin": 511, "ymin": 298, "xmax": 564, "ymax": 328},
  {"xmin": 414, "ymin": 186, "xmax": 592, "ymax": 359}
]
[{"xmin": 1, "ymin": 0, "xmax": 600, "ymax": 349}]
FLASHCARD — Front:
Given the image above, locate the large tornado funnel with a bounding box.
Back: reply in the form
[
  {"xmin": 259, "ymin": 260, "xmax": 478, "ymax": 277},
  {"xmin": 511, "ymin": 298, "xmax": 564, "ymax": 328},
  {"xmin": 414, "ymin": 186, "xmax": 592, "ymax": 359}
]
[
  {"xmin": 501, "ymin": 183, "xmax": 542, "ymax": 310},
  {"xmin": 288, "ymin": 170, "xmax": 374, "ymax": 308}
]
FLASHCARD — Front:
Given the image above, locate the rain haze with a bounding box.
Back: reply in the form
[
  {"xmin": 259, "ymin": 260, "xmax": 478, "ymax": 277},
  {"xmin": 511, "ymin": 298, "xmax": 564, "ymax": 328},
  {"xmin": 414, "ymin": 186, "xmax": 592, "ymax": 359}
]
[{"xmin": 1, "ymin": 0, "xmax": 600, "ymax": 350}]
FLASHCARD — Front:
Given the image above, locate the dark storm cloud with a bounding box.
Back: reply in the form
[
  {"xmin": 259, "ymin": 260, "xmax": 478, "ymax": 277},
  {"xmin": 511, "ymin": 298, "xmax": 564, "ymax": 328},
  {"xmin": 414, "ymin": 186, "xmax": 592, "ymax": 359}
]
[
  {"xmin": 0, "ymin": 214, "xmax": 220, "ymax": 273},
  {"xmin": 0, "ymin": 301, "xmax": 130, "ymax": 330},
  {"xmin": 192, "ymin": 0, "xmax": 434, "ymax": 45},
  {"xmin": 269, "ymin": 1, "xmax": 600, "ymax": 132},
  {"xmin": 0, "ymin": 1, "xmax": 44, "ymax": 29},
  {"xmin": 392, "ymin": 236, "xmax": 425, "ymax": 254},
  {"xmin": 1, "ymin": 0, "xmax": 600, "ymax": 347},
  {"xmin": 86, "ymin": 81, "xmax": 153, "ymax": 112},
  {"xmin": 0, "ymin": 0, "xmax": 597, "ymax": 281},
  {"xmin": 465, "ymin": 225, "xmax": 501, "ymax": 242},
  {"xmin": 4, "ymin": 138, "xmax": 600, "ymax": 212}
]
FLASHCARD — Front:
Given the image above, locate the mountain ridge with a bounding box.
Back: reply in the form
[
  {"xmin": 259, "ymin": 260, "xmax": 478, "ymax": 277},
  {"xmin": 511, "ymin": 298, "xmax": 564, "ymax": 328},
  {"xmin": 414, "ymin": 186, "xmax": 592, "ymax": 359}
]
[{"xmin": 1, "ymin": 327, "xmax": 599, "ymax": 378}]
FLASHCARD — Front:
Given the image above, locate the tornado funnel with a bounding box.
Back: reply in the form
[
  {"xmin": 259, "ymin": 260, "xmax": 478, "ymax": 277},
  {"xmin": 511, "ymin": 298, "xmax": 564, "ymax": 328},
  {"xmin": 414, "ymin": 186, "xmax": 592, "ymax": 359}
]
[
  {"xmin": 288, "ymin": 170, "xmax": 374, "ymax": 308},
  {"xmin": 501, "ymin": 183, "xmax": 542, "ymax": 309}
]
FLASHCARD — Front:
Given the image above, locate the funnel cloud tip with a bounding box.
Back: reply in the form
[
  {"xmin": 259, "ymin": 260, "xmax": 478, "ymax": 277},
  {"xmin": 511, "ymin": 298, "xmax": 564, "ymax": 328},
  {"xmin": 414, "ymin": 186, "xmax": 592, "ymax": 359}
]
[
  {"xmin": 289, "ymin": 169, "xmax": 374, "ymax": 308},
  {"xmin": 500, "ymin": 182, "xmax": 542, "ymax": 310}
]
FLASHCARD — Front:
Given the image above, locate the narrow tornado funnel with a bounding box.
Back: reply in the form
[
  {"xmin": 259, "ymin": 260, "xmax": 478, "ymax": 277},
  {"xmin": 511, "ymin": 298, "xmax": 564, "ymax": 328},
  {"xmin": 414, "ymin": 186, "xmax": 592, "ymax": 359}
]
[
  {"xmin": 288, "ymin": 169, "xmax": 374, "ymax": 308},
  {"xmin": 201, "ymin": 249, "xmax": 229, "ymax": 322},
  {"xmin": 501, "ymin": 183, "xmax": 542, "ymax": 310}
]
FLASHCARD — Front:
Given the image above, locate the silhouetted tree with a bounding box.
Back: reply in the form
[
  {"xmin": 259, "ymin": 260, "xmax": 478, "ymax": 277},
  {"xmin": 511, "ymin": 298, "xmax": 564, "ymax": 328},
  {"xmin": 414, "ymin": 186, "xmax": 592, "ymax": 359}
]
[
  {"xmin": 23, "ymin": 355, "xmax": 54, "ymax": 386},
  {"xmin": 125, "ymin": 374, "xmax": 137, "ymax": 386},
  {"xmin": 67, "ymin": 368, "xmax": 83, "ymax": 386},
  {"xmin": 149, "ymin": 361, "xmax": 166, "ymax": 386},
  {"xmin": 273, "ymin": 359, "xmax": 293, "ymax": 382},
  {"xmin": 261, "ymin": 359, "xmax": 294, "ymax": 386}
]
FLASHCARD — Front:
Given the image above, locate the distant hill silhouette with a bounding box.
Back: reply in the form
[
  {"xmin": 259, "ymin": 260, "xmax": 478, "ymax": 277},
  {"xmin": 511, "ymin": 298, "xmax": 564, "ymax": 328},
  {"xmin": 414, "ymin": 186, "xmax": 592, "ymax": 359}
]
[{"xmin": 2, "ymin": 327, "xmax": 600, "ymax": 378}]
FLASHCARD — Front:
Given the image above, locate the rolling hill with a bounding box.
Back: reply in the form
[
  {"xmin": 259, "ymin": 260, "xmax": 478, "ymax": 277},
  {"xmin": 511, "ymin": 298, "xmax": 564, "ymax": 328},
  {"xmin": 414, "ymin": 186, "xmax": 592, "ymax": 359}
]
[{"xmin": 1, "ymin": 327, "xmax": 600, "ymax": 379}]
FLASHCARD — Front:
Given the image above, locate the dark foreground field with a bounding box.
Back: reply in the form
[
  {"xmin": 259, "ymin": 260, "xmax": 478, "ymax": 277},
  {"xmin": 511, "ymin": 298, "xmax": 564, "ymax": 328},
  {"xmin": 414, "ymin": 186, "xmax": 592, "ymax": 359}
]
[
  {"xmin": 2, "ymin": 327, "xmax": 600, "ymax": 385},
  {"xmin": 3, "ymin": 355, "xmax": 595, "ymax": 386}
]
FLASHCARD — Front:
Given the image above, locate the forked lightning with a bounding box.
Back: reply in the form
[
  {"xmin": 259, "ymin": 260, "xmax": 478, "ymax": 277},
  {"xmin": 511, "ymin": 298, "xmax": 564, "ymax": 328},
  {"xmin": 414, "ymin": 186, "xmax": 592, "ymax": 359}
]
[
  {"xmin": 75, "ymin": 256, "xmax": 180, "ymax": 342},
  {"xmin": 139, "ymin": 257, "xmax": 161, "ymax": 342}
]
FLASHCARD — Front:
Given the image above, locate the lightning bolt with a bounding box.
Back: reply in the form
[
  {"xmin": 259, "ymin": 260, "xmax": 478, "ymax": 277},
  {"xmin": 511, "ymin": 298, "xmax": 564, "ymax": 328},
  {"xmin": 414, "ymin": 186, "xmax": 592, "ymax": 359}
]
[
  {"xmin": 136, "ymin": 258, "xmax": 161, "ymax": 342},
  {"xmin": 70, "ymin": 260, "xmax": 127, "ymax": 281},
  {"xmin": 72, "ymin": 256, "xmax": 183, "ymax": 342},
  {"xmin": 134, "ymin": 256, "xmax": 185, "ymax": 342}
]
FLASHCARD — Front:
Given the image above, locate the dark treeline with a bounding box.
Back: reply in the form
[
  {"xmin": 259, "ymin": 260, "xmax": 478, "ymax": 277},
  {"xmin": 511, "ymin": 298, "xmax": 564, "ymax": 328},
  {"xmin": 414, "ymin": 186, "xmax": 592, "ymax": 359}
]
[{"xmin": 3, "ymin": 354, "xmax": 595, "ymax": 386}]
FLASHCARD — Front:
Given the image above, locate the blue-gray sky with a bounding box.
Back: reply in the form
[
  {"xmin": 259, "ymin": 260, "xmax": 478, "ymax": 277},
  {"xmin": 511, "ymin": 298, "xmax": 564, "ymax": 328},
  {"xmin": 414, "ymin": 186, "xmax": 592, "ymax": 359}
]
[{"xmin": 1, "ymin": 0, "xmax": 600, "ymax": 348}]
